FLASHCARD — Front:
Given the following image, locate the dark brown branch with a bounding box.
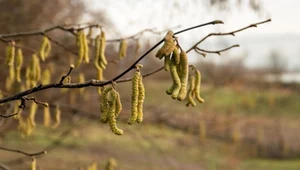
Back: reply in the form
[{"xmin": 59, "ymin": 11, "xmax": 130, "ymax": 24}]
[
  {"xmin": 0, "ymin": 113, "xmax": 18, "ymax": 118},
  {"xmin": 195, "ymin": 44, "xmax": 240, "ymax": 56},
  {"xmin": 0, "ymin": 19, "xmax": 271, "ymax": 105},
  {"xmin": 59, "ymin": 65, "xmax": 74, "ymax": 84},
  {"xmin": 0, "ymin": 146, "xmax": 46, "ymax": 157},
  {"xmin": 186, "ymin": 18, "xmax": 271, "ymax": 53}
]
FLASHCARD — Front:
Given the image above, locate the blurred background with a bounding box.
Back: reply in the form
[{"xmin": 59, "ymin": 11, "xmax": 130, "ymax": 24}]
[{"xmin": 0, "ymin": 0, "xmax": 300, "ymax": 170}]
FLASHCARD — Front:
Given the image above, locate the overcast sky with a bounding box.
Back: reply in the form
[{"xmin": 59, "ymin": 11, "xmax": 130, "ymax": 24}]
[{"xmin": 89, "ymin": 0, "xmax": 300, "ymax": 70}]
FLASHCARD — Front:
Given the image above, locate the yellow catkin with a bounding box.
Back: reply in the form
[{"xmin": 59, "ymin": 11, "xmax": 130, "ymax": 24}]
[
  {"xmin": 30, "ymin": 54, "xmax": 41, "ymax": 83},
  {"xmin": 194, "ymin": 69, "xmax": 204, "ymax": 103},
  {"xmin": 5, "ymin": 42, "xmax": 15, "ymax": 66},
  {"xmin": 43, "ymin": 106, "xmax": 51, "ymax": 127},
  {"xmin": 186, "ymin": 76, "xmax": 196, "ymax": 107},
  {"xmin": 29, "ymin": 102, "xmax": 38, "ymax": 128},
  {"xmin": 31, "ymin": 157, "xmax": 36, "ymax": 170},
  {"xmin": 100, "ymin": 86, "xmax": 113, "ymax": 123},
  {"xmin": 99, "ymin": 31, "xmax": 107, "ymax": 66},
  {"xmin": 155, "ymin": 31, "xmax": 176, "ymax": 59},
  {"xmin": 173, "ymin": 47, "xmax": 180, "ymax": 65},
  {"xmin": 87, "ymin": 162, "xmax": 97, "ymax": 170},
  {"xmin": 52, "ymin": 104, "xmax": 61, "ymax": 129},
  {"xmin": 137, "ymin": 73, "xmax": 145, "ymax": 123},
  {"xmin": 127, "ymin": 71, "xmax": 140, "ymax": 125},
  {"xmin": 94, "ymin": 34, "xmax": 101, "ymax": 70},
  {"xmin": 164, "ymin": 54, "xmax": 171, "ymax": 71},
  {"xmin": 25, "ymin": 66, "xmax": 31, "ymax": 88},
  {"xmin": 5, "ymin": 77, "xmax": 13, "ymax": 91},
  {"xmin": 8, "ymin": 64, "xmax": 15, "ymax": 83},
  {"xmin": 115, "ymin": 91, "xmax": 122, "ymax": 117},
  {"xmin": 39, "ymin": 36, "xmax": 51, "ymax": 61},
  {"xmin": 108, "ymin": 90, "xmax": 123, "ymax": 135},
  {"xmin": 78, "ymin": 73, "xmax": 85, "ymax": 95},
  {"xmin": 169, "ymin": 57, "xmax": 181, "ymax": 99},
  {"xmin": 177, "ymin": 50, "xmax": 189, "ymax": 101},
  {"xmin": 41, "ymin": 69, "xmax": 51, "ymax": 85},
  {"xmin": 15, "ymin": 48, "xmax": 23, "ymax": 82},
  {"xmin": 82, "ymin": 31, "xmax": 90, "ymax": 63},
  {"xmin": 76, "ymin": 30, "xmax": 84, "ymax": 67},
  {"xmin": 105, "ymin": 158, "xmax": 118, "ymax": 170},
  {"xmin": 118, "ymin": 39, "xmax": 127, "ymax": 60}
]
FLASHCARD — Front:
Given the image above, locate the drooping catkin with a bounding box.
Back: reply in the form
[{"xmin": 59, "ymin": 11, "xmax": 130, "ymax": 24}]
[
  {"xmin": 169, "ymin": 57, "xmax": 181, "ymax": 99},
  {"xmin": 43, "ymin": 104, "xmax": 51, "ymax": 127},
  {"xmin": 31, "ymin": 157, "xmax": 36, "ymax": 170},
  {"xmin": 105, "ymin": 158, "xmax": 118, "ymax": 170},
  {"xmin": 164, "ymin": 54, "xmax": 171, "ymax": 71},
  {"xmin": 177, "ymin": 50, "xmax": 189, "ymax": 101},
  {"xmin": 5, "ymin": 41, "xmax": 15, "ymax": 66},
  {"xmin": 100, "ymin": 86, "xmax": 113, "ymax": 123},
  {"xmin": 8, "ymin": 64, "xmax": 15, "ymax": 83},
  {"xmin": 15, "ymin": 48, "xmax": 23, "ymax": 82},
  {"xmin": 194, "ymin": 69, "xmax": 204, "ymax": 103},
  {"xmin": 137, "ymin": 73, "xmax": 145, "ymax": 123},
  {"xmin": 82, "ymin": 31, "xmax": 90, "ymax": 63},
  {"xmin": 118, "ymin": 39, "xmax": 127, "ymax": 60},
  {"xmin": 99, "ymin": 30, "xmax": 107, "ymax": 66},
  {"xmin": 115, "ymin": 91, "xmax": 122, "ymax": 117},
  {"xmin": 29, "ymin": 102, "xmax": 38, "ymax": 128},
  {"xmin": 108, "ymin": 90, "xmax": 123, "ymax": 135},
  {"xmin": 94, "ymin": 34, "xmax": 101, "ymax": 69},
  {"xmin": 186, "ymin": 76, "xmax": 196, "ymax": 107},
  {"xmin": 52, "ymin": 104, "xmax": 61, "ymax": 129},
  {"xmin": 39, "ymin": 36, "xmax": 51, "ymax": 61},
  {"xmin": 172, "ymin": 47, "xmax": 180, "ymax": 65},
  {"xmin": 78, "ymin": 73, "xmax": 85, "ymax": 95},
  {"xmin": 127, "ymin": 71, "xmax": 140, "ymax": 125},
  {"xmin": 29, "ymin": 54, "xmax": 41, "ymax": 82},
  {"xmin": 76, "ymin": 30, "xmax": 84, "ymax": 67},
  {"xmin": 155, "ymin": 31, "xmax": 176, "ymax": 59},
  {"xmin": 41, "ymin": 69, "xmax": 51, "ymax": 85},
  {"xmin": 134, "ymin": 39, "xmax": 141, "ymax": 58}
]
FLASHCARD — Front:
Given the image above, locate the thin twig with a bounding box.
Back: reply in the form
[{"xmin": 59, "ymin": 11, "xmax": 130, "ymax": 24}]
[
  {"xmin": 195, "ymin": 44, "xmax": 240, "ymax": 56},
  {"xmin": 186, "ymin": 18, "xmax": 271, "ymax": 53},
  {"xmin": 0, "ymin": 146, "xmax": 46, "ymax": 157}
]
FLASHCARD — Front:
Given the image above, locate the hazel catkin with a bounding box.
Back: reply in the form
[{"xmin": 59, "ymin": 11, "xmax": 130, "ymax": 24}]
[
  {"xmin": 194, "ymin": 69, "xmax": 204, "ymax": 103},
  {"xmin": 100, "ymin": 86, "xmax": 113, "ymax": 123},
  {"xmin": 177, "ymin": 50, "xmax": 189, "ymax": 101},
  {"xmin": 186, "ymin": 76, "xmax": 196, "ymax": 107},
  {"xmin": 137, "ymin": 74, "xmax": 145, "ymax": 123},
  {"xmin": 118, "ymin": 39, "xmax": 127, "ymax": 60},
  {"xmin": 15, "ymin": 48, "xmax": 23, "ymax": 82},
  {"xmin": 127, "ymin": 71, "xmax": 140, "ymax": 125}
]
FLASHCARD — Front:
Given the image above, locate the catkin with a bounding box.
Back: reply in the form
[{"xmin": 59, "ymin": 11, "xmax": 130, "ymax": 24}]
[
  {"xmin": 115, "ymin": 91, "xmax": 122, "ymax": 117},
  {"xmin": 108, "ymin": 90, "xmax": 123, "ymax": 135},
  {"xmin": 186, "ymin": 76, "xmax": 196, "ymax": 107},
  {"xmin": 128, "ymin": 71, "xmax": 140, "ymax": 125},
  {"xmin": 31, "ymin": 158, "xmax": 36, "ymax": 170},
  {"xmin": 5, "ymin": 42, "xmax": 15, "ymax": 66},
  {"xmin": 76, "ymin": 30, "xmax": 84, "ymax": 67},
  {"xmin": 94, "ymin": 34, "xmax": 101, "ymax": 70},
  {"xmin": 105, "ymin": 158, "xmax": 118, "ymax": 170},
  {"xmin": 169, "ymin": 57, "xmax": 181, "ymax": 99},
  {"xmin": 100, "ymin": 86, "xmax": 113, "ymax": 123},
  {"xmin": 39, "ymin": 36, "xmax": 51, "ymax": 61},
  {"xmin": 52, "ymin": 104, "xmax": 61, "ymax": 129},
  {"xmin": 82, "ymin": 31, "xmax": 90, "ymax": 63},
  {"xmin": 8, "ymin": 64, "xmax": 15, "ymax": 83},
  {"xmin": 15, "ymin": 48, "xmax": 23, "ymax": 82},
  {"xmin": 99, "ymin": 31, "xmax": 107, "ymax": 65},
  {"xmin": 194, "ymin": 70, "xmax": 204, "ymax": 103},
  {"xmin": 155, "ymin": 31, "xmax": 176, "ymax": 59},
  {"xmin": 177, "ymin": 50, "xmax": 189, "ymax": 101},
  {"xmin": 43, "ymin": 105, "xmax": 51, "ymax": 127},
  {"xmin": 41, "ymin": 69, "xmax": 51, "ymax": 85},
  {"xmin": 137, "ymin": 73, "xmax": 145, "ymax": 123},
  {"xmin": 164, "ymin": 54, "xmax": 171, "ymax": 71},
  {"xmin": 29, "ymin": 102, "xmax": 38, "ymax": 128},
  {"xmin": 173, "ymin": 47, "xmax": 180, "ymax": 65},
  {"xmin": 118, "ymin": 39, "xmax": 127, "ymax": 60}
]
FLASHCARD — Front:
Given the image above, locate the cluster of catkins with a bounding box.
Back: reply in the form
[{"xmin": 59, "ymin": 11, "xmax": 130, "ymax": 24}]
[
  {"xmin": 99, "ymin": 68, "xmax": 145, "ymax": 135},
  {"xmin": 156, "ymin": 31, "xmax": 204, "ymax": 106}
]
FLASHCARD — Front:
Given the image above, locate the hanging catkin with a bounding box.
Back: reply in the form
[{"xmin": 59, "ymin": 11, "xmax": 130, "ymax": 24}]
[
  {"xmin": 39, "ymin": 36, "xmax": 51, "ymax": 61},
  {"xmin": 100, "ymin": 86, "xmax": 113, "ymax": 123},
  {"xmin": 194, "ymin": 69, "xmax": 204, "ymax": 103},
  {"xmin": 108, "ymin": 89, "xmax": 123, "ymax": 135},
  {"xmin": 186, "ymin": 76, "xmax": 196, "ymax": 107},
  {"xmin": 127, "ymin": 71, "xmax": 140, "ymax": 125},
  {"xmin": 118, "ymin": 39, "xmax": 127, "ymax": 60},
  {"xmin": 76, "ymin": 30, "xmax": 84, "ymax": 67},
  {"xmin": 5, "ymin": 41, "xmax": 15, "ymax": 66},
  {"xmin": 177, "ymin": 50, "xmax": 189, "ymax": 101},
  {"xmin": 15, "ymin": 48, "xmax": 23, "ymax": 83},
  {"xmin": 155, "ymin": 31, "xmax": 176, "ymax": 59},
  {"xmin": 43, "ymin": 104, "xmax": 51, "ymax": 127},
  {"xmin": 137, "ymin": 73, "xmax": 145, "ymax": 123}
]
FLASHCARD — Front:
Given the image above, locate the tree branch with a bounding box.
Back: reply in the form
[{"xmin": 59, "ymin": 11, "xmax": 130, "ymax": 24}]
[
  {"xmin": 0, "ymin": 146, "xmax": 46, "ymax": 157},
  {"xmin": 186, "ymin": 18, "xmax": 271, "ymax": 53},
  {"xmin": 195, "ymin": 44, "xmax": 240, "ymax": 56}
]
